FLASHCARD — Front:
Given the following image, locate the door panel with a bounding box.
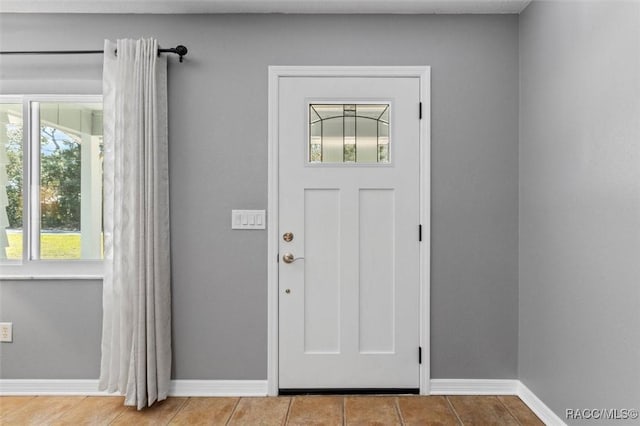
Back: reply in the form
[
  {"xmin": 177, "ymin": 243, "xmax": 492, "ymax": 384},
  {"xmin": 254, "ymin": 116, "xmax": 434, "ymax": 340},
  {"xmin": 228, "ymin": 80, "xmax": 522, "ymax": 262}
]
[
  {"xmin": 278, "ymin": 76, "xmax": 420, "ymax": 390},
  {"xmin": 359, "ymin": 188, "xmax": 395, "ymax": 354},
  {"xmin": 303, "ymin": 188, "xmax": 341, "ymax": 354}
]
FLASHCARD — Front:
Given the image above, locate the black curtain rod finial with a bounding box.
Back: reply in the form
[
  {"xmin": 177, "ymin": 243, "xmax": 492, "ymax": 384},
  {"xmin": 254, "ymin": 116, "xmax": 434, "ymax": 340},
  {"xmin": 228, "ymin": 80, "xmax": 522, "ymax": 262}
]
[{"xmin": 174, "ymin": 45, "xmax": 188, "ymax": 63}]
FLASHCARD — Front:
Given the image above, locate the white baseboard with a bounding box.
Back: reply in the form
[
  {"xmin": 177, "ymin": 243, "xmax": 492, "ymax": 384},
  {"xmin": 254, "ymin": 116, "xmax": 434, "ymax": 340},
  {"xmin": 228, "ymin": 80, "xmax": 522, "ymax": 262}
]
[
  {"xmin": 169, "ymin": 380, "xmax": 268, "ymax": 397},
  {"xmin": 517, "ymin": 382, "xmax": 567, "ymax": 426},
  {"xmin": 430, "ymin": 379, "xmax": 519, "ymax": 395},
  {"xmin": 0, "ymin": 379, "xmax": 268, "ymax": 397},
  {"xmin": 0, "ymin": 378, "xmax": 565, "ymax": 425},
  {"xmin": 0, "ymin": 380, "xmax": 109, "ymax": 396},
  {"xmin": 430, "ymin": 379, "xmax": 566, "ymax": 425}
]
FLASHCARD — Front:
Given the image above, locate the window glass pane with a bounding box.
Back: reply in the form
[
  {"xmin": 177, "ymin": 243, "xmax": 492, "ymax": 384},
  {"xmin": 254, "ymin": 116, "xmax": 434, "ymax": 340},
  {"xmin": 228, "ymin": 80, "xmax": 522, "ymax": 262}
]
[
  {"xmin": 309, "ymin": 103, "xmax": 390, "ymax": 164},
  {"xmin": 322, "ymin": 117, "xmax": 344, "ymax": 163},
  {"xmin": 310, "ymin": 121, "xmax": 322, "ymax": 162},
  {"xmin": 38, "ymin": 102, "xmax": 103, "ymax": 260},
  {"xmin": 0, "ymin": 104, "xmax": 23, "ymax": 260},
  {"xmin": 356, "ymin": 115, "xmax": 378, "ymax": 163},
  {"xmin": 379, "ymin": 106, "xmax": 389, "ymax": 123},
  {"xmin": 344, "ymin": 116, "xmax": 356, "ymax": 162},
  {"xmin": 356, "ymin": 104, "xmax": 385, "ymax": 120},
  {"xmin": 378, "ymin": 121, "xmax": 389, "ymax": 163}
]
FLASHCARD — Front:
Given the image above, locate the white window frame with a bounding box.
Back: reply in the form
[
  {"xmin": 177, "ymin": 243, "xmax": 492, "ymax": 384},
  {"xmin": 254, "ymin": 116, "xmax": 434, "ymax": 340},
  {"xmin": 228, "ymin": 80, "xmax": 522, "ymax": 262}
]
[{"xmin": 0, "ymin": 94, "xmax": 104, "ymax": 280}]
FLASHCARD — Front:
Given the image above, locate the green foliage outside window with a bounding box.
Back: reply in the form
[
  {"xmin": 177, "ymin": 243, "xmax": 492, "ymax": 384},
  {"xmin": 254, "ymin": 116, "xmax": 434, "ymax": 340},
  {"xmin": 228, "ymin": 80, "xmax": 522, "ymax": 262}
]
[
  {"xmin": 4, "ymin": 125, "xmax": 22, "ymax": 229},
  {"xmin": 40, "ymin": 127, "xmax": 82, "ymax": 231},
  {"xmin": 5, "ymin": 125, "xmax": 83, "ymax": 231}
]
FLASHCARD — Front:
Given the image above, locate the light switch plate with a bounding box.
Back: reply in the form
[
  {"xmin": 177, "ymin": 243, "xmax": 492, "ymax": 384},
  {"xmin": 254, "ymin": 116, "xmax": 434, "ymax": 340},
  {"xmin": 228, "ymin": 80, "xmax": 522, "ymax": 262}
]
[{"xmin": 232, "ymin": 210, "xmax": 266, "ymax": 230}]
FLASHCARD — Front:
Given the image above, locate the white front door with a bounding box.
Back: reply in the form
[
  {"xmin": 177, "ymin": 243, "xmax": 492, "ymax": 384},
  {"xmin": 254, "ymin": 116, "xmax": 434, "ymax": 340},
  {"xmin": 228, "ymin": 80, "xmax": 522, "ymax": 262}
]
[{"xmin": 277, "ymin": 73, "xmax": 423, "ymax": 391}]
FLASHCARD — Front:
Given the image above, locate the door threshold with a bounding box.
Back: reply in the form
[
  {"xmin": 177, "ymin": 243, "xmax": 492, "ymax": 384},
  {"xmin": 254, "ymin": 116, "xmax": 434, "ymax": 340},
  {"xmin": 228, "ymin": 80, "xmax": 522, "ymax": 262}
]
[{"xmin": 279, "ymin": 388, "xmax": 419, "ymax": 396}]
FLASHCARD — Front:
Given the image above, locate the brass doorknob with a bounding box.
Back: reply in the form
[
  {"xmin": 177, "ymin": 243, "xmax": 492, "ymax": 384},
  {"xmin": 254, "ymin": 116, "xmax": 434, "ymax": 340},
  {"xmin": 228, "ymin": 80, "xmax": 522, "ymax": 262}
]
[{"xmin": 282, "ymin": 253, "xmax": 304, "ymax": 264}]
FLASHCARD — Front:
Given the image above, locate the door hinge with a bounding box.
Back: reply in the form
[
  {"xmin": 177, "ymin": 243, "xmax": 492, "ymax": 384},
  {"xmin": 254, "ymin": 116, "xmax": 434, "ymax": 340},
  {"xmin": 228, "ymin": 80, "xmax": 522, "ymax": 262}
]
[
  {"xmin": 277, "ymin": 253, "xmax": 280, "ymax": 263},
  {"xmin": 419, "ymin": 346, "xmax": 422, "ymax": 364},
  {"xmin": 419, "ymin": 102, "xmax": 422, "ymax": 119},
  {"xmin": 419, "ymin": 224, "xmax": 422, "ymax": 242}
]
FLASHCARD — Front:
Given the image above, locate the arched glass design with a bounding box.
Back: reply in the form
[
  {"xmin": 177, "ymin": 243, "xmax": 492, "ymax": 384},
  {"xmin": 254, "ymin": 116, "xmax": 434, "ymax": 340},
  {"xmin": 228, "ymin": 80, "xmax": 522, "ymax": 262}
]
[{"xmin": 309, "ymin": 104, "xmax": 390, "ymax": 164}]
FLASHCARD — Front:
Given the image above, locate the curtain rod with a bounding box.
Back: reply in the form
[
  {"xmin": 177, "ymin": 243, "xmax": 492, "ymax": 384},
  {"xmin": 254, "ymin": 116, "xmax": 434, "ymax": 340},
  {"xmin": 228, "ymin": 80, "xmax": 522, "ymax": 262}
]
[{"xmin": 0, "ymin": 45, "xmax": 188, "ymax": 62}]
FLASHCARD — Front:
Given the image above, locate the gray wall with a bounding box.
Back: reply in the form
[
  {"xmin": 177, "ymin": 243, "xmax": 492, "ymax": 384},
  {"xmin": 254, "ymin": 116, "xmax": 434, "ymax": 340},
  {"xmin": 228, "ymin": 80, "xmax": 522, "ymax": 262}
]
[
  {"xmin": 0, "ymin": 280, "xmax": 103, "ymax": 378},
  {"xmin": 0, "ymin": 14, "xmax": 519, "ymax": 380},
  {"xmin": 519, "ymin": 1, "xmax": 640, "ymax": 423}
]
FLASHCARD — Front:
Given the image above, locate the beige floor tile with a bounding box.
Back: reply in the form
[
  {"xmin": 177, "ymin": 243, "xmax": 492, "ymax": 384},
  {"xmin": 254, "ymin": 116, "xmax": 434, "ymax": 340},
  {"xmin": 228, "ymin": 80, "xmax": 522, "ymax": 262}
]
[
  {"xmin": 110, "ymin": 397, "xmax": 187, "ymax": 426},
  {"xmin": 397, "ymin": 396, "xmax": 460, "ymax": 426},
  {"xmin": 0, "ymin": 394, "xmax": 544, "ymax": 425},
  {"xmin": 0, "ymin": 396, "xmax": 86, "ymax": 426},
  {"xmin": 344, "ymin": 396, "xmax": 401, "ymax": 426},
  {"xmin": 286, "ymin": 396, "xmax": 343, "ymax": 426},
  {"xmin": 498, "ymin": 396, "xmax": 545, "ymax": 426},
  {"xmin": 169, "ymin": 397, "xmax": 239, "ymax": 425},
  {"xmin": 448, "ymin": 396, "xmax": 519, "ymax": 425},
  {"xmin": 227, "ymin": 397, "xmax": 291, "ymax": 426},
  {"xmin": 49, "ymin": 396, "xmax": 125, "ymax": 426},
  {"xmin": 0, "ymin": 396, "xmax": 37, "ymax": 419}
]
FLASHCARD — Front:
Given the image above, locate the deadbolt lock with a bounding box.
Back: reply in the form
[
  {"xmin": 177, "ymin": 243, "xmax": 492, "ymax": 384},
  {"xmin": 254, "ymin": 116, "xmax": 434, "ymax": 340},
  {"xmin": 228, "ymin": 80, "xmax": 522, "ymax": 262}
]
[{"xmin": 283, "ymin": 232, "xmax": 294, "ymax": 242}]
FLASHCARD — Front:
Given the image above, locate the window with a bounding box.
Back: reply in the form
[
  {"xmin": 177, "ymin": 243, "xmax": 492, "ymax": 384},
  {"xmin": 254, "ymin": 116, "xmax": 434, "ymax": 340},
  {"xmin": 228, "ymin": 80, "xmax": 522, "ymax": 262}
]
[
  {"xmin": 1, "ymin": 96, "xmax": 103, "ymax": 277},
  {"xmin": 309, "ymin": 104, "xmax": 390, "ymax": 164}
]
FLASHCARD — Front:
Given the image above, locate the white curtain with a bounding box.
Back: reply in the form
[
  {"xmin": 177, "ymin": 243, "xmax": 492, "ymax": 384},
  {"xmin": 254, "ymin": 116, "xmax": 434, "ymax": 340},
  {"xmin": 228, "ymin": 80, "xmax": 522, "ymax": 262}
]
[{"xmin": 99, "ymin": 38, "xmax": 172, "ymax": 409}]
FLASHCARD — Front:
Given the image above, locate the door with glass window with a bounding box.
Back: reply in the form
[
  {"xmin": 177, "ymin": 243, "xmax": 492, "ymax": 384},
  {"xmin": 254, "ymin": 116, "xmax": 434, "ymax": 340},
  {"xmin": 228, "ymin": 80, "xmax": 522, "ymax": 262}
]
[{"xmin": 278, "ymin": 75, "xmax": 422, "ymax": 390}]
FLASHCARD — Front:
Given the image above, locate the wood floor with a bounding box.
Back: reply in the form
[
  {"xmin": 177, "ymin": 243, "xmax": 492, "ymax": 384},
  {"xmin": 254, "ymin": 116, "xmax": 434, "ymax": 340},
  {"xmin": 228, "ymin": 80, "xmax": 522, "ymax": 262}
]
[{"xmin": 0, "ymin": 395, "xmax": 544, "ymax": 425}]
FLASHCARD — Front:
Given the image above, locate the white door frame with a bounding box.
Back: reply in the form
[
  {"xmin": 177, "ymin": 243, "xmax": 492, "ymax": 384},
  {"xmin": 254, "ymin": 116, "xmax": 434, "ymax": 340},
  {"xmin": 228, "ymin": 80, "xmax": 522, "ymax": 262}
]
[{"xmin": 267, "ymin": 66, "xmax": 431, "ymax": 396}]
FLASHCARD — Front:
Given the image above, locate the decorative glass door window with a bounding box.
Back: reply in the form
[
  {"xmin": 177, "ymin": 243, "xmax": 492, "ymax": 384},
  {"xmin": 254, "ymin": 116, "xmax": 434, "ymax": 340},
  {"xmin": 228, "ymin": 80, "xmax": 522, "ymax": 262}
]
[{"xmin": 309, "ymin": 104, "xmax": 390, "ymax": 164}]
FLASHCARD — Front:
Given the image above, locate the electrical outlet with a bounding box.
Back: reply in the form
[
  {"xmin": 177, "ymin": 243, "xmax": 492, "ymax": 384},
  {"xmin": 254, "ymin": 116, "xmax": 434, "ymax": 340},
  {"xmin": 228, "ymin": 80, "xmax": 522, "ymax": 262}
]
[{"xmin": 0, "ymin": 322, "xmax": 13, "ymax": 342}]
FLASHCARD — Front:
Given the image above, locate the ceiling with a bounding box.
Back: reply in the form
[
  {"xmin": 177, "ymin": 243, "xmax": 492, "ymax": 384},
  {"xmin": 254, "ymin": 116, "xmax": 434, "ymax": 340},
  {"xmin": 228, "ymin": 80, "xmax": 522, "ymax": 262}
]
[{"xmin": 0, "ymin": 0, "xmax": 532, "ymax": 14}]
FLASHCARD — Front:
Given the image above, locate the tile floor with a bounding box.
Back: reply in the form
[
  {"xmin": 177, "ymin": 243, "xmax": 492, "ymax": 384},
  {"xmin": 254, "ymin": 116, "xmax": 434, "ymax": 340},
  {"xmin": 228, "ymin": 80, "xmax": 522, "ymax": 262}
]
[{"xmin": 0, "ymin": 395, "xmax": 544, "ymax": 425}]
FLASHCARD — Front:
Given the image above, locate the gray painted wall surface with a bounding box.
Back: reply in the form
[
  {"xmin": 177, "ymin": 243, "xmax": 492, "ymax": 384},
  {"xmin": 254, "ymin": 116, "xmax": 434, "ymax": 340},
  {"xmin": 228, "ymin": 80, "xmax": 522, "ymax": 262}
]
[
  {"xmin": 0, "ymin": 280, "xmax": 103, "ymax": 378},
  {"xmin": 519, "ymin": 1, "xmax": 640, "ymax": 423},
  {"xmin": 0, "ymin": 14, "xmax": 519, "ymax": 380}
]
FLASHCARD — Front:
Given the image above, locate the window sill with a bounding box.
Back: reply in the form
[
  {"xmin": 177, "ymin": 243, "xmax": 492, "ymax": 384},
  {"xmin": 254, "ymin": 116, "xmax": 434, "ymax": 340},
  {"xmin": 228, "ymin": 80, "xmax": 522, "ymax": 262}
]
[
  {"xmin": 0, "ymin": 274, "xmax": 103, "ymax": 281},
  {"xmin": 0, "ymin": 260, "xmax": 104, "ymax": 281}
]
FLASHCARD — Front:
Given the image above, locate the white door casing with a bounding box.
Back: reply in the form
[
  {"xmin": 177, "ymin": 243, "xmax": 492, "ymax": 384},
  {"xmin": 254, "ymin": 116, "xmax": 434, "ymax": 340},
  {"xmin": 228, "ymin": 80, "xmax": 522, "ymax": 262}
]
[{"xmin": 267, "ymin": 66, "xmax": 431, "ymax": 395}]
